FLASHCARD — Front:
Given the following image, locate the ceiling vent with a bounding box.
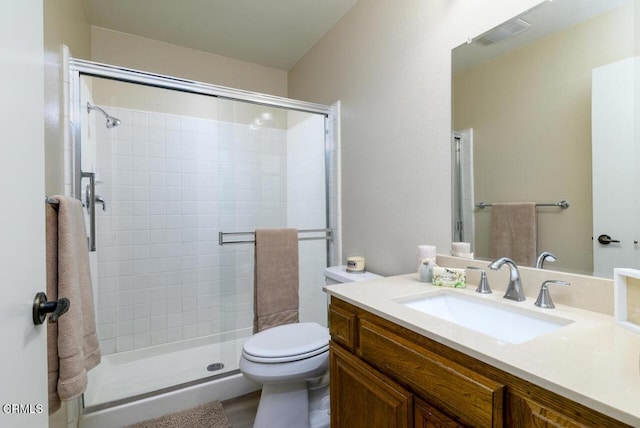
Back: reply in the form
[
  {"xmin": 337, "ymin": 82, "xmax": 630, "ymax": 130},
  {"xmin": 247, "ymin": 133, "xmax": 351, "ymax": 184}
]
[{"xmin": 475, "ymin": 18, "xmax": 532, "ymax": 45}]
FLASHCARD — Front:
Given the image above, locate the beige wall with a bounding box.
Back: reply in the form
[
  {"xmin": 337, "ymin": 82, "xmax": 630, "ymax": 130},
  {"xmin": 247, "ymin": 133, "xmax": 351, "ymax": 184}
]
[
  {"xmin": 43, "ymin": 0, "xmax": 92, "ymax": 195},
  {"xmin": 453, "ymin": 5, "xmax": 634, "ymax": 274},
  {"xmin": 91, "ymin": 27, "xmax": 287, "ymax": 97},
  {"xmin": 289, "ymin": 0, "xmax": 542, "ymax": 276}
]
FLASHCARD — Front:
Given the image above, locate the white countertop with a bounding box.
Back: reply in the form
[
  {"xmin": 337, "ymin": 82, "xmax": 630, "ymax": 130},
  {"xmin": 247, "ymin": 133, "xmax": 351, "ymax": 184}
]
[{"xmin": 325, "ymin": 274, "xmax": 640, "ymax": 426}]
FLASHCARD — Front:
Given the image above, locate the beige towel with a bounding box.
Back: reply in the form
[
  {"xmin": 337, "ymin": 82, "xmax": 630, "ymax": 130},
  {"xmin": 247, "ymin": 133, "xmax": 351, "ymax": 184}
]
[
  {"xmin": 253, "ymin": 228, "xmax": 299, "ymax": 333},
  {"xmin": 489, "ymin": 202, "xmax": 537, "ymax": 267},
  {"xmin": 46, "ymin": 196, "xmax": 101, "ymax": 414}
]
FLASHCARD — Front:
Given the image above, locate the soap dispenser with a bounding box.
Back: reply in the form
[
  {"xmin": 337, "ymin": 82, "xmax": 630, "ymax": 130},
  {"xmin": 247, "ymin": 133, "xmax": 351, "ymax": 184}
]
[{"xmin": 419, "ymin": 258, "xmax": 436, "ymax": 283}]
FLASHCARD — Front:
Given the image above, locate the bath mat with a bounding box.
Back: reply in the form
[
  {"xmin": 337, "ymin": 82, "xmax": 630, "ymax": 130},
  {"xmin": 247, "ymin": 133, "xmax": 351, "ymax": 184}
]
[{"xmin": 126, "ymin": 400, "xmax": 231, "ymax": 428}]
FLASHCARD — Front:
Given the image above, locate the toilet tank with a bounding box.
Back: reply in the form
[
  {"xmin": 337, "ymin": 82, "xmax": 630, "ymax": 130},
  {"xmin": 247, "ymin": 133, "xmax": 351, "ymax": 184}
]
[{"xmin": 324, "ymin": 265, "xmax": 382, "ymax": 285}]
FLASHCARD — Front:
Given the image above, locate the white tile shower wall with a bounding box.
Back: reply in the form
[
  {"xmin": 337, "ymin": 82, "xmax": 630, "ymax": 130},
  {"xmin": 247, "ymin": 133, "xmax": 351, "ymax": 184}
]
[{"xmin": 95, "ymin": 106, "xmax": 292, "ymax": 354}]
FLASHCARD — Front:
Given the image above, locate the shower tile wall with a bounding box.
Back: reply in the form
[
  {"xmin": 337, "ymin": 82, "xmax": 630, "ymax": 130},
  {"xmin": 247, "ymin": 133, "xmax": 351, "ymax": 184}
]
[{"xmin": 93, "ymin": 106, "xmax": 321, "ymax": 355}]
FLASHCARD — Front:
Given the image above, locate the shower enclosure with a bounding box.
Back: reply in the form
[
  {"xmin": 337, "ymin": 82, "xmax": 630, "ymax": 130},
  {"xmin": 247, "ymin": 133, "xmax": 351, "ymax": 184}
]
[
  {"xmin": 69, "ymin": 59, "xmax": 340, "ymax": 412},
  {"xmin": 452, "ymin": 129, "xmax": 475, "ymax": 247}
]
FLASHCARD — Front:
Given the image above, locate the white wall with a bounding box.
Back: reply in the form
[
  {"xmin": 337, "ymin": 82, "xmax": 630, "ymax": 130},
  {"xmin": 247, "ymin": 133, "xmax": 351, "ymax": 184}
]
[{"xmin": 289, "ymin": 0, "xmax": 543, "ymax": 276}]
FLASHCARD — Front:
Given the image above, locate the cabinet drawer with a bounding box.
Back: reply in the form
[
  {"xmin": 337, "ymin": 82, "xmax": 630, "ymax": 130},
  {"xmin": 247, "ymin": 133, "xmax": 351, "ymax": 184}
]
[
  {"xmin": 359, "ymin": 319, "xmax": 504, "ymax": 428},
  {"xmin": 329, "ymin": 303, "xmax": 357, "ymax": 350}
]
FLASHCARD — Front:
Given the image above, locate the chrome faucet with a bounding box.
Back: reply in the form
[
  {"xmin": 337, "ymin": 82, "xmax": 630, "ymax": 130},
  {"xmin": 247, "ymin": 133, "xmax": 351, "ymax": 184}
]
[
  {"xmin": 488, "ymin": 257, "xmax": 525, "ymax": 302},
  {"xmin": 535, "ymin": 280, "xmax": 570, "ymax": 309},
  {"xmin": 535, "ymin": 251, "xmax": 556, "ymax": 269}
]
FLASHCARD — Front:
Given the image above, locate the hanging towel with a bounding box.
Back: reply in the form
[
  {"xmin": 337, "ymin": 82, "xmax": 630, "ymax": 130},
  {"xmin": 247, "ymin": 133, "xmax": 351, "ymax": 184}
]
[
  {"xmin": 46, "ymin": 196, "xmax": 101, "ymax": 414},
  {"xmin": 253, "ymin": 228, "xmax": 299, "ymax": 333},
  {"xmin": 489, "ymin": 202, "xmax": 537, "ymax": 267}
]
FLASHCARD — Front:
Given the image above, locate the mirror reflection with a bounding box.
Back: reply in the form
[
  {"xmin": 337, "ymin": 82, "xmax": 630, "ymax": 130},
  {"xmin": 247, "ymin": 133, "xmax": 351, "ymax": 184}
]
[{"xmin": 452, "ymin": 0, "xmax": 638, "ymax": 278}]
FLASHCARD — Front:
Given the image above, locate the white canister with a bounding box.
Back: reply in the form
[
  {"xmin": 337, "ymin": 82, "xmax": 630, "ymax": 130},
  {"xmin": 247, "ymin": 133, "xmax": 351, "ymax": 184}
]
[
  {"xmin": 346, "ymin": 256, "xmax": 366, "ymax": 272},
  {"xmin": 417, "ymin": 245, "xmax": 437, "ymax": 270},
  {"xmin": 451, "ymin": 242, "xmax": 471, "ymax": 254}
]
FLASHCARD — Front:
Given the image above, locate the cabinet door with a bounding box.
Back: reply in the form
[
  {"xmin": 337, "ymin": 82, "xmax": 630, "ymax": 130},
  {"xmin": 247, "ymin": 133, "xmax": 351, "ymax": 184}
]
[
  {"xmin": 330, "ymin": 343, "xmax": 413, "ymax": 428},
  {"xmin": 415, "ymin": 398, "xmax": 467, "ymax": 428}
]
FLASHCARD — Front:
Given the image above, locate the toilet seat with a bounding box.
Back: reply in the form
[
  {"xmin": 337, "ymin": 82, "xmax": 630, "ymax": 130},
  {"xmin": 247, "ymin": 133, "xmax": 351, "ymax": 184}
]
[{"xmin": 242, "ymin": 322, "xmax": 329, "ymax": 364}]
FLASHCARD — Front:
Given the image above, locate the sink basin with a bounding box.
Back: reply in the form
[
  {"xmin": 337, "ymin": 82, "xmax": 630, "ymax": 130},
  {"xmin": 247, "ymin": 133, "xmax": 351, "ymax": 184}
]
[{"xmin": 398, "ymin": 291, "xmax": 573, "ymax": 344}]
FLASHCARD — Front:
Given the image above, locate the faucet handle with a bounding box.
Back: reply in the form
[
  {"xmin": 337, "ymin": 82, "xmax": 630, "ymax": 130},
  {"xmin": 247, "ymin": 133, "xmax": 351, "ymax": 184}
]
[
  {"xmin": 534, "ymin": 280, "xmax": 570, "ymax": 309},
  {"xmin": 467, "ymin": 267, "xmax": 492, "ymax": 294}
]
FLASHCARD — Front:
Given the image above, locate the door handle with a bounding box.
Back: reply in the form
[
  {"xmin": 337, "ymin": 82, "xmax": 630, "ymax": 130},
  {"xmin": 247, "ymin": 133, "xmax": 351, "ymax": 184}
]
[
  {"xmin": 33, "ymin": 292, "xmax": 70, "ymax": 325},
  {"xmin": 82, "ymin": 171, "xmax": 96, "ymax": 251},
  {"xmin": 95, "ymin": 195, "xmax": 106, "ymax": 211},
  {"xmin": 597, "ymin": 234, "xmax": 620, "ymax": 245}
]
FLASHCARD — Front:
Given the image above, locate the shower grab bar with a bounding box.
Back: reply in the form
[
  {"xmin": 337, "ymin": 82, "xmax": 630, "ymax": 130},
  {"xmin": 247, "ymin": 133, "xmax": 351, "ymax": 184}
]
[
  {"xmin": 219, "ymin": 228, "xmax": 333, "ymax": 245},
  {"xmin": 475, "ymin": 200, "xmax": 569, "ymax": 209},
  {"xmin": 45, "ymin": 197, "xmax": 60, "ymax": 206}
]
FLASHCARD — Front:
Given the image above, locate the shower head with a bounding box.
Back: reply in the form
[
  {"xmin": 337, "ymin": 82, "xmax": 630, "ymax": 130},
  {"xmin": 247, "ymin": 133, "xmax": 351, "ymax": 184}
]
[
  {"xmin": 87, "ymin": 102, "xmax": 121, "ymax": 129},
  {"xmin": 106, "ymin": 115, "xmax": 121, "ymax": 129}
]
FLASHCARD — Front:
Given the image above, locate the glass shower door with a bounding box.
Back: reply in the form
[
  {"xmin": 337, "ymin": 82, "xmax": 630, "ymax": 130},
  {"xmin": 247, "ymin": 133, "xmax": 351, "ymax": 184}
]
[{"xmin": 78, "ymin": 74, "xmax": 331, "ymax": 409}]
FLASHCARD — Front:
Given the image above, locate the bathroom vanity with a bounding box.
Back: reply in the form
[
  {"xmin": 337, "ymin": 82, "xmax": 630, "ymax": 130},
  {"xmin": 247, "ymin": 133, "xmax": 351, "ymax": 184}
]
[{"xmin": 326, "ymin": 274, "xmax": 640, "ymax": 427}]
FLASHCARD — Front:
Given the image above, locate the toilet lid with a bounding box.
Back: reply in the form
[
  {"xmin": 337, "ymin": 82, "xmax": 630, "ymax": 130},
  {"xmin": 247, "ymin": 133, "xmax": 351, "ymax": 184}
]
[{"xmin": 243, "ymin": 322, "xmax": 329, "ymax": 363}]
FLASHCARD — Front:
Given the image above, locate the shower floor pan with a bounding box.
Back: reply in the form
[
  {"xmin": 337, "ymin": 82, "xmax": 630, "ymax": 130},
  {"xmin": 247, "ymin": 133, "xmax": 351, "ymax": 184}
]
[{"xmin": 84, "ymin": 330, "xmax": 251, "ymax": 409}]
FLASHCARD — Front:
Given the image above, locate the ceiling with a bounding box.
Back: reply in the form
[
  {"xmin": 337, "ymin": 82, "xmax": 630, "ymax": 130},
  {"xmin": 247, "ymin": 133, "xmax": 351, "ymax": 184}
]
[
  {"xmin": 85, "ymin": 0, "xmax": 359, "ymax": 71},
  {"xmin": 452, "ymin": 0, "xmax": 632, "ymax": 74}
]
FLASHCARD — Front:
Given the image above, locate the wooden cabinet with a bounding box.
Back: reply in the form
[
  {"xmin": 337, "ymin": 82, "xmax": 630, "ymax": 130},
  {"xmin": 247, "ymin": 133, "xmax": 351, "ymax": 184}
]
[
  {"xmin": 330, "ymin": 344, "xmax": 413, "ymax": 428},
  {"xmin": 329, "ymin": 297, "xmax": 630, "ymax": 428}
]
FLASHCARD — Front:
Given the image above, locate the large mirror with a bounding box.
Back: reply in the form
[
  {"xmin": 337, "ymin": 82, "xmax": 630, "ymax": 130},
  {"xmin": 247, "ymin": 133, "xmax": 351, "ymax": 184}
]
[{"xmin": 452, "ymin": 0, "xmax": 638, "ymax": 278}]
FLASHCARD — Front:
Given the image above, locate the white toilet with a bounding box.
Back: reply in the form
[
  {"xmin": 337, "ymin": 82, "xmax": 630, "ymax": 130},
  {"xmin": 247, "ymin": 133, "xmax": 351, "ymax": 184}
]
[{"xmin": 239, "ymin": 265, "xmax": 381, "ymax": 428}]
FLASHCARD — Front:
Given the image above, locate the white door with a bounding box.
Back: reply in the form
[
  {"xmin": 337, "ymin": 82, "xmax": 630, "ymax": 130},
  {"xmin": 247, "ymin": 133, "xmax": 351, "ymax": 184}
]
[
  {"xmin": 592, "ymin": 57, "xmax": 640, "ymax": 278},
  {"xmin": 0, "ymin": 2, "xmax": 49, "ymax": 427}
]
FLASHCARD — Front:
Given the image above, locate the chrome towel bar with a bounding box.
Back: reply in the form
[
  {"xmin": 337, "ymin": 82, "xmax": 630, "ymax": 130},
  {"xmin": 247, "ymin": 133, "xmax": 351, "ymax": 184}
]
[
  {"xmin": 219, "ymin": 228, "xmax": 332, "ymax": 245},
  {"xmin": 475, "ymin": 200, "xmax": 569, "ymax": 209}
]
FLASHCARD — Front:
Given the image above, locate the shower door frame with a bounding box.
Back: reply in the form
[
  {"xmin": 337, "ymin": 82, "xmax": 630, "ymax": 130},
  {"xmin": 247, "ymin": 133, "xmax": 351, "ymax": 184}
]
[
  {"xmin": 69, "ymin": 58, "xmax": 338, "ymax": 409},
  {"xmin": 69, "ymin": 58, "xmax": 335, "ymax": 257}
]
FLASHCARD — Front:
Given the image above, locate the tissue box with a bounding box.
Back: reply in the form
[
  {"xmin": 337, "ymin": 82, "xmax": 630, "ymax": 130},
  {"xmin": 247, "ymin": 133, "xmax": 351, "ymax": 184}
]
[{"xmin": 432, "ymin": 267, "xmax": 466, "ymax": 288}]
